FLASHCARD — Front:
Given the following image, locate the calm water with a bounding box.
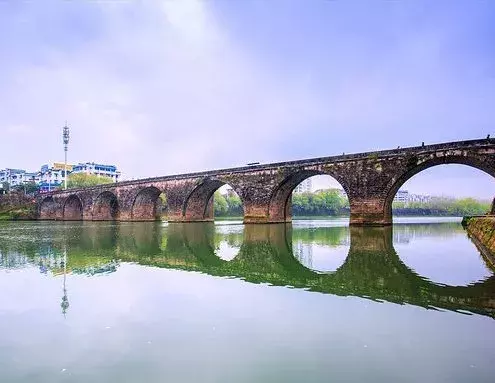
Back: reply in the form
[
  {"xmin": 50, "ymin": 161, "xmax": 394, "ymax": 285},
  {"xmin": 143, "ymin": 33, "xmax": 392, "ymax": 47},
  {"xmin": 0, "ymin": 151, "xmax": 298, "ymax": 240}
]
[{"xmin": 0, "ymin": 218, "xmax": 494, "ymax": 382}]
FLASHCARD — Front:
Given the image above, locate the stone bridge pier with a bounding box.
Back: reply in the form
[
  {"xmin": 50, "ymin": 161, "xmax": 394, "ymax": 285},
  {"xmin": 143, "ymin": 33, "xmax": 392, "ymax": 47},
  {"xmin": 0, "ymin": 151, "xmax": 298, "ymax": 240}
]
[{"xmin": 37, "ymin": 139, "xmax": 495, "ymax": 225}]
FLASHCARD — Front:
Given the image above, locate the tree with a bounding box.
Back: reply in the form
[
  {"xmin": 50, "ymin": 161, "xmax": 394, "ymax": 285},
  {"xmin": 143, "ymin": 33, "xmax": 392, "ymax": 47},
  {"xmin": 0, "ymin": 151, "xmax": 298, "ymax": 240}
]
[
  {"xmin": 452, "ymin": 198, "xmax": 490, "ymax": 215},
  {"xmin": 24, "ymin": 182, "xmax": 39, "ymax": 195},
  {"xmin": 66, "ymin": 173, "xmax": 113, "ymax": 189},
  {"xmin": 293, "ymin": 193, "xmax": 311, "ymax": 215},
  {"xmin": 158, "ymin": 193, "xmax": 167, "ymax": 215},
  {"xmin": 225, "ymin": 194, "xmax": 243, "ymax": 216},
  {"xmin": 11, "ymin": 182, "xmax": 39, "ymax": 195},
  {"xmin": 214, "ymin": 191, "xmax": 228, "ymax": 215},
  {"xmin": 392, "ymin": 196, "xmax": 490, "ymax": 216},
  {"xmin": 292, "ymin": 188, "xmax": 348, "ymax": 216}
]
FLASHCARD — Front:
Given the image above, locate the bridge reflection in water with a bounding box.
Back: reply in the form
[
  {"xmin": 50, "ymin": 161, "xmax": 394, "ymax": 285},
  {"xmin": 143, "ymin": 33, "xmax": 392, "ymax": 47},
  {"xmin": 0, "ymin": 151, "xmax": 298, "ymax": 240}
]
[{"xmin": 0, "ymin": 221, "xmax": 494, "ymax": 319}]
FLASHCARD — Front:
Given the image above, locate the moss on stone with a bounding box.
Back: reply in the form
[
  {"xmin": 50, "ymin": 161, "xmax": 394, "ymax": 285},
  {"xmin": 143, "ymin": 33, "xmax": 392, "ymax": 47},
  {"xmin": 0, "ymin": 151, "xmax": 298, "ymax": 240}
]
[{"xmin": 463, "ymin": 216, "xmax": 495, "ymax": 266}]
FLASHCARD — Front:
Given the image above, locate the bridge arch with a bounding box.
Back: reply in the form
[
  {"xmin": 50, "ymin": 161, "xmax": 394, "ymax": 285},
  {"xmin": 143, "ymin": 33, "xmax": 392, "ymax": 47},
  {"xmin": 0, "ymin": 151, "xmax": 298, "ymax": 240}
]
[
  {"xmin": 39, "ymin": 196, "xmax": 57, "ymax": 220},
  {"xmin": 63, "ymin": 195, "xmax": 83, "ymax": 220},
  {"xmin": 269, "ymin": 169, "xmax": 349, "ymax": 222},
  {"xmin": 182, "ymin": 178, "xmax": 245, "ymax": 222},
  {"xmin": 384, "ymin": 156, "xmax": 495, "ymax": 222},
  {"xmin": 93, "ymin": 191, "xmax": 119, "ymax": 220},
  {"xmin": 131, "ymin": 186, "xmax": 164, "ymax": 221}
]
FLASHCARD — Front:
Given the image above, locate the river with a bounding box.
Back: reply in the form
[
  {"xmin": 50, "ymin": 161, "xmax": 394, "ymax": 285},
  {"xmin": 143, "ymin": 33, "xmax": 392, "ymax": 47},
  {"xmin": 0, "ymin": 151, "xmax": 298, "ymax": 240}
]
[{"xmin": 0, "ymin": 218, "xmax": 494, "ymax": 382}]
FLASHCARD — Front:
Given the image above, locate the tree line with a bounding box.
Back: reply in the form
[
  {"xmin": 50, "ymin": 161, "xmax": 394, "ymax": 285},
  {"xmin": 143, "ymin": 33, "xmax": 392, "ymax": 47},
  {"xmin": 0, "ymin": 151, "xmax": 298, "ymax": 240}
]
[
  {"xmin": 213, "ymin": 188, "xmax": 491, "ymax": 217},
  {"xmin": 391, "ymin": 198, "xmax": 490, "ymax": 217},
  {"xmin": 214, "ymin": 191, "xmax": 243, "ymax": 216},
  {"xmin": 213, "ymin": 189, "xmax": 350, "ymax": 217}
]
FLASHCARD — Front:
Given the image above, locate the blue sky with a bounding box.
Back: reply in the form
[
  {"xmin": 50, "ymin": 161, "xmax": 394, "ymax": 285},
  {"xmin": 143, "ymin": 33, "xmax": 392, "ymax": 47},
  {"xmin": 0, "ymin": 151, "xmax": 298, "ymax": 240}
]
[{"xmin": 0, "ymin": 0, "xmax": 494, "ymax": 198}]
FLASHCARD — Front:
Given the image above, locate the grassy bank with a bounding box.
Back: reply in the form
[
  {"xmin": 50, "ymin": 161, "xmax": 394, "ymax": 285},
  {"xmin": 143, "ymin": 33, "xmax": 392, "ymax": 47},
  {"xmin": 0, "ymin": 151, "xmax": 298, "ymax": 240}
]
[{"xmin": 0, "ymin": 205, "xmax": 37, "ymax": 221}]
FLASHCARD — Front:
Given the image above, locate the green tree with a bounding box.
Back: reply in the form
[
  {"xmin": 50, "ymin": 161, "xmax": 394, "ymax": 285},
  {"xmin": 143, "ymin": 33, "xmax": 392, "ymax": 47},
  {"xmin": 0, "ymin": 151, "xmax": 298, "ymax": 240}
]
[
  {"xmin": 11, "ymin": 182, "xmax": 39, "ymax": 195},
  {"xmin": 225, "ymin": 194, "xmax": 243, "ymax": 216},
  {"xmin": 214, "ymin": 191, "xmax": 228, "ymax": 215},
  {"xmin": 392, "ymin": 196, "xmax": 490, "ymax": 216},
  {"xmin": 452, "ymin": 198, "xmax": 489, "ymax": 215},
  {"xmin": 158, "ymin": 193, "xmax": 168, "ymax": 216},
  {"xmin": 66, "ymin": 173, "xmax": 114, "ymax": 189},
  {"xmin": 293, "ymin": 193, "xmax": 311, "ymax": 214},
  {"xmin": 292, "ymin": 189, "xmax": 348, "ymax": 216},
  {"xmin": 25, "ymin": 182, "xmax": 39, "ymax": 194},
  {"xmin": 321, "ymin": 189, "xmax": 345, "ymax": 213}
]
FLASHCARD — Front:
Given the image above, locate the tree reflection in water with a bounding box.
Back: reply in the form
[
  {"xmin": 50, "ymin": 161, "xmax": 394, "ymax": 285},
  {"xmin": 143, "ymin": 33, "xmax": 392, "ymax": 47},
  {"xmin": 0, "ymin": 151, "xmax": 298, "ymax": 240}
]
[{"xmin": 0, "ymin": 221, "xmax": 494, "ymax": 318}]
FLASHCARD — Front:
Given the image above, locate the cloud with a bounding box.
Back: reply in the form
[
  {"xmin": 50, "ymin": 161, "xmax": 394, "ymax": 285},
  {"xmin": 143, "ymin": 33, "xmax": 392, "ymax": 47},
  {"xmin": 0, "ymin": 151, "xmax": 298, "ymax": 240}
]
[
  {"xmin": 0, "ymin": 0, "xmax": 493, "ymax": 197},
  {"xmin": 0, "ymin": 0, "xmax": 323, "ymax": 177}
]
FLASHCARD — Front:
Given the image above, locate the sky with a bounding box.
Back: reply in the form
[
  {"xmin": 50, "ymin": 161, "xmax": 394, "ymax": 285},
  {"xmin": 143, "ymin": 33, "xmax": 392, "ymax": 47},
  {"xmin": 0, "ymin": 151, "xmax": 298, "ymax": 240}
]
[{"xmin": 0, "ymin": 0, "xmax": 494, "ymax": 198}]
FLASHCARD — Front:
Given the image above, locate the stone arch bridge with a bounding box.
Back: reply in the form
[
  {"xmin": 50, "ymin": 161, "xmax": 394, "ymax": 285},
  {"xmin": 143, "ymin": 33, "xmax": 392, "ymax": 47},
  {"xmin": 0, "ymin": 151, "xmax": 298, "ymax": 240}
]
[{"xmin": 38, "ymin": 138, "xmax": 495, "ymax": 225}]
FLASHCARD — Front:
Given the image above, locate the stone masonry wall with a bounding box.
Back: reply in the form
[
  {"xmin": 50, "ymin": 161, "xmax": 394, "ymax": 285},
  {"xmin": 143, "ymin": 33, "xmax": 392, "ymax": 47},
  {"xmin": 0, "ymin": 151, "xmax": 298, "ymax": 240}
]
[
  {"xmin": 0, "ymin": 192, "xmax": 37, "ymax": 220},
  {"xmin": 462, "ymin": 216, "xmax": 495, "ymax": 269}
]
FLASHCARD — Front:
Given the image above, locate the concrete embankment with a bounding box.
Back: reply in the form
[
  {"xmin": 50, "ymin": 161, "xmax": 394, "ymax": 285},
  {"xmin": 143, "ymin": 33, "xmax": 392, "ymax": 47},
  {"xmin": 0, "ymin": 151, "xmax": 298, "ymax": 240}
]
[
  {"xmin": 462, "ymin": 216, "xmax": 495, "ymax": 268},
  {"xmin": 0, "ymin": 193, "xmax": 37, "ymax": 220}
]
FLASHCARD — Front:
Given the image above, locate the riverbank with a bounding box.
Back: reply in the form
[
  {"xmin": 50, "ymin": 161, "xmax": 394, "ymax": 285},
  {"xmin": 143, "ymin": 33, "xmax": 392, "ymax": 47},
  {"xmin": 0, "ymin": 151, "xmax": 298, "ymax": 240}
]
[
  {"xmin": 462, "ymin": 216, "xmax": 495, "ymax": 268},
  {"xmin": 0, "ymin": 193, "xmax": 37, "ymax": 220}
]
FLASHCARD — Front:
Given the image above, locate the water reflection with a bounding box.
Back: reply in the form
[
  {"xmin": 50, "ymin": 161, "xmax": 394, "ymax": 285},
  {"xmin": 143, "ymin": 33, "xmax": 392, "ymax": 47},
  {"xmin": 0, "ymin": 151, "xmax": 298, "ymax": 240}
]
[
  {"xmin": 396, "ymin": 227, "xmax": 493, "ymax": 286},
  {"xmin": 0, "ymin": 221, "xmax": 494, "ymax": 318},
  {"xmin": 292, "ymin": 226, "xmax": 350, "ymax": 272}
]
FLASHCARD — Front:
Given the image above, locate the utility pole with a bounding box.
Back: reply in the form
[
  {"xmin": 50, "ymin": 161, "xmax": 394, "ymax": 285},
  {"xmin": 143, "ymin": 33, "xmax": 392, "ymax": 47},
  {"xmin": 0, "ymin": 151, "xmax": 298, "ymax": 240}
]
[{"xmin": 63, "ymin": 122, "xmax": 70, "ymax": 190}]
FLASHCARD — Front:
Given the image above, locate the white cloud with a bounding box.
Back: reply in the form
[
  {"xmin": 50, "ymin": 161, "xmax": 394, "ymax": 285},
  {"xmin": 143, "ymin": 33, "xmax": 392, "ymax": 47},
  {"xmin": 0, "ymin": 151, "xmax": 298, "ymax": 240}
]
[
  {"xmin": 0, "ymin": 1, "xmax": 493, "ymax": 198},
  {"xmin": 0, "ymin": 1, "xmax": 322, "ymax": 176},
  {"xmin": 161, "ymin": 0, "xmax": 217, "ymax": 43}
]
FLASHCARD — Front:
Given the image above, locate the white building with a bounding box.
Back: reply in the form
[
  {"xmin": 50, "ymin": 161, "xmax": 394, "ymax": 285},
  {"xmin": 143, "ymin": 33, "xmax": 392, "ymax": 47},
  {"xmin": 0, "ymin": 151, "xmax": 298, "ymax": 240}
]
[
  {"xmin": 23, "ymin": 172, "xmax": 41, "ymax": 184},
  {"xmin": 408, "ymin": 193, "xmax": 432, "ymax": 203},
  {"xmin": 294, "ymin": 178, "xmax": 312, "ymax": 194},
  {"xmin": 394, "ymin": 189, "xmax": 409, "ymax": 203},
  {"xmin": 39, "ymin": 163, "xmax": 72, "ymax": 192},
  {"xmin": 393, "ymin": 189, "xmax": 432, "ymax": 204},
  {"xmin": 0, "ymin": 168, "xmax": 23, "ymax": 187},
  {"xmin": 38, "ymin": 161, "xmax": 120, "ymax": 192},
  {"xmin": 72, "ymin": 162, "xmax": 121, "ymax": 182},
  {"xmin": 0, "ymin": 168, "xmax": 40, "ymax": 187},
  {"xmin": 2, "ymin": 161, "xmax": 121, "ymax": 193}
]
